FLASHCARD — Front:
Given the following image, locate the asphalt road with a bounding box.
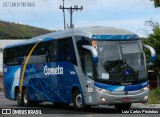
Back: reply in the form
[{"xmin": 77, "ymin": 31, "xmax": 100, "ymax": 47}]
[{"xmin": 0, "ymin": 92, "xmax": 160, "ymax": 117}]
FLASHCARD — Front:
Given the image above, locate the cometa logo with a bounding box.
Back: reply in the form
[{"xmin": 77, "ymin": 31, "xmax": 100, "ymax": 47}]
[{"xmin": 44, "ymin": 65, "xmax": 63, "ymax": 75}]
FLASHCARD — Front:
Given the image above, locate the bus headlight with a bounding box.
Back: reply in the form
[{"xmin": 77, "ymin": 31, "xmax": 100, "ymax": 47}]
[
  {"xmin": 95, "ymin": 87, "xmax": 109, "ymax": 93},
  {"xmin": 99, "ymin": 88, "xmax": 107, "ymax": 93},
  {"xmin": 143, "ymin": 86, "xmax": 149, "ymax": 91}
]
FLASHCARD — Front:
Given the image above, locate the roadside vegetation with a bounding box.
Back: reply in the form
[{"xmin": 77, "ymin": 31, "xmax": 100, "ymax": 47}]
[
  {"xmin": 144, "ymin": 22, "xmax": 160, "ymax": 104},
  {"xmin": 148, "ymin": 87, "xmax": 160, "ymax": 104},
  {"xmin": 145, "ymin": 1, "xmax": 160, "ymax": 104},
  {"xmin": 0, "ymin": 20, "xmax": 53, "ymax": 39}
]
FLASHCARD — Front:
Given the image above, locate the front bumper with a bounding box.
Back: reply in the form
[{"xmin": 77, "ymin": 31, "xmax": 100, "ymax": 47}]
[{"xmin": 93, "ymin": 87, "xmax": 149, "ymax": 105}]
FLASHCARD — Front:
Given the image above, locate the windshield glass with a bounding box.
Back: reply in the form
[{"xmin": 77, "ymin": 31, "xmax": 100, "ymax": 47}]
[{"xmin": 94, "ymin": 40, "xmax": 147, "ymax": 85}]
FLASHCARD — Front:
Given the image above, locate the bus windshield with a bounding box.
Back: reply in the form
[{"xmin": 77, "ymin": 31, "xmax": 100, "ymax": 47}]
[{"xmin": 94, "ymin": 40, "xmax": 147, "ymax": 85}]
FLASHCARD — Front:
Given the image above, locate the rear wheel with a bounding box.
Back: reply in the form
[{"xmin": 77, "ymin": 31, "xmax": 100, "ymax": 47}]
[
  {"xmin": 16, "ymin": 90, "xmax": 23, "ymax": 106},
  {"xmin": 114, "ymin": 103, "xmax": 132, "ymax": 111},
  {"xmin": 23, "ymin": 89, "xmax": 31, "ymax": 107}
]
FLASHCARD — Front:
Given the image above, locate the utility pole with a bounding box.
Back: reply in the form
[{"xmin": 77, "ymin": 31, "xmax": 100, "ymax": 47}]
[
  {"xmin": 59, "ymin": 0, "xmax": 66, "ymax": 30},
  {"xmin": 59, "ymin": 2, "xmax": 83, "ymax": 28}
]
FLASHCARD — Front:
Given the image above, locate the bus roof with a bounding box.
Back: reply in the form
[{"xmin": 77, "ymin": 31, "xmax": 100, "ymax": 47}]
[{"xmin": 4, "ymin": 26, "xmax": 139, "ymax": 48}]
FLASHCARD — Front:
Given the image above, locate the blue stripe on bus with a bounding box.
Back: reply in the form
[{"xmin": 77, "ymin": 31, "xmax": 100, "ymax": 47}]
[
  {"xmin": 94, "ymin": 81, "xmax": 149, "ymax": 91},
  {"xmin": 3, "ymin": 62, "xmax": 83, "ymax": 103},
  {"xmin": 151, "ymin": 55, "xmax": 156, "ymax": 62},
  {"xmin": 92, "ymin": 34, "xmax": 139, "ymax": 40}
]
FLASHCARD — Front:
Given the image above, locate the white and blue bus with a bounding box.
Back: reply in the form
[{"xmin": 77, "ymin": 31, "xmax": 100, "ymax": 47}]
[{"xmin": 3, "ymin": 26, "xmax": 156, "ymax": 110}]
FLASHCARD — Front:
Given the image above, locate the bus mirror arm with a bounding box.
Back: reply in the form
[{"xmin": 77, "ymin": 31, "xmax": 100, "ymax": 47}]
[
  {"xmin": 82, "ymin": 45, "xmax": 98, "ymax": 63},
  {"xmin": 143, "ymin": 44, "xmax": 156, "ymax": 63}
]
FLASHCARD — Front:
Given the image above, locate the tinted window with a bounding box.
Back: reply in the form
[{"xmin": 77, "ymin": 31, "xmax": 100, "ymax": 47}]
[
  {"xmin": 48, "ymin": 41, "xmax": 57, "ymax": 62},
  {"xmin": 4, "ymin": 37, "xmax": 77, "ymax": 66},
  {"xmin": 30, "ymin": 41, "xmax": 50, "ymax": 64},
  {"xmin": 4, "ymin": 45, "xmax": 32, "ymax": 66},
  {"xmin": 76, "ymin": 37, "xmax": 90, "ymax": 49},
  {"xmin": 56, "ymin": 38, "xmax": 77, "ymax": 65}
]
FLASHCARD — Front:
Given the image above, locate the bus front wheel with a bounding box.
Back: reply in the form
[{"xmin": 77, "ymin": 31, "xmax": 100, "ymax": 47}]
[
  {"xmin": 114, "ymin": 103, "xmax": 132, "ymax": 111},
  {"xmin": 73, "ymin": 90, "xmax": 86, "ymax": 110}
]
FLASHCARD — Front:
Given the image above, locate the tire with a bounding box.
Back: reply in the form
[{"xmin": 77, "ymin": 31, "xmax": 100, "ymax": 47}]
[
  {"xmin": 23, "ymin": 88, "xmax": 31, "ymax": 107},
  {"xmin": 16, "ymin": 90, "xmax": 23, "ymax": 106},
  {"xmin": 114, "ymin": 103, "xmax": 132, "ymax": 111},
  {"xmin": 73, "ymin": 90, "xmax": 85, "ymax": 110}
]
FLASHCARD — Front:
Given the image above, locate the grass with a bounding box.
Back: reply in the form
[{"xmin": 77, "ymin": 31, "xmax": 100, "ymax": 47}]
[{"xmin": 148, "ymin": 87, "xmax": 160, "ymax": 104}]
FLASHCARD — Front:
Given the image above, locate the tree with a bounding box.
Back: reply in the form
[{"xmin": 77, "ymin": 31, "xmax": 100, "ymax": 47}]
[
  {"xmin": 151, "ymin": 0, "xmax": 160, "ymax": 8},
  {"xmin": 144, "ymin": 21, "xmax": 160, "ymax": 75},
  {"xmin": 144, "ymin": 21, "xmax": 160, "ymax": 87}
]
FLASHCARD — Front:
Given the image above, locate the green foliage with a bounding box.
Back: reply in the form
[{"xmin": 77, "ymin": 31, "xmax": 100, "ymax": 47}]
[
  {"xmin": 144, "ymin": 21, "xmax": 160, "ymax": 75},
  {"xmin": 153, "ymin": 0, "xmax": 160, "ymax": 8},
  {"xmin": 148, "ymin": 87, "xmax": 160, "ymax": 104},
  {"xmin": 0, "ymin": 20, "xmax": 53, "ymax": 39}
]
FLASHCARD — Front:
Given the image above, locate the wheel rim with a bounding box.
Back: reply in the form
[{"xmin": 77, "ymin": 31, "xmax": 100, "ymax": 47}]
[{"xmin": 75, "ymin": 94, "xmax": 83, "ymax": 108}]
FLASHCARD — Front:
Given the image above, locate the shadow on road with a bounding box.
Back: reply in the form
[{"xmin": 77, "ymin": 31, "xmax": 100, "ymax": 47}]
[{"xmin": 35, "ymin": 103, "xmax": 118, "ymax": 114}]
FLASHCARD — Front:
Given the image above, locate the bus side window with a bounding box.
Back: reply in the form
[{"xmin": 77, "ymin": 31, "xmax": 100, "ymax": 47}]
[
  {"xmin": 3, "ymin": 49, "xmax": 8, "ymax": 65},
  {"xmin": 7, "ymin": 47, "xmax": 19, "ymax": 66},
  {"xmin": 76, "ymin": 37, "xmax": 93, "ymax": 78},
  {"xmin": 79, "ymin": 51, "xmax": 93, "ymax": 78},
  {"xmin": 28, "ymin": 41, "xmax": 51, "ymax": 64},
  {"xmin": 84, "ymin": 53, "xmax": 93, "ymax": 78},
  {"xmin": 76, "ymin": 37, "xmax": 90, "ymax": 49},
  {"xmin": 17, "ymin": 45, "xmax": 27, "ymax": 65},
  {"xmin": 65, "ymin": 38, "xmax": 77, "ymax": 65},
  {"xmin": 57, "ymin": 38, "xmax": 77, "ymax": 65},
  {"xmin": 48, "ymin": 40, "xmax": 56, "ymax": 62}
]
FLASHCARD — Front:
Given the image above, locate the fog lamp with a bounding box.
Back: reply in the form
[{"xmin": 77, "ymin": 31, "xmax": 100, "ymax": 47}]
[
  {"xmin": 101, "ymin": 97, "xmax": 106, "ymax": 102},
  {"xmin": 144, "ymin": 95, "xmax": 148, "ymax": 100}
]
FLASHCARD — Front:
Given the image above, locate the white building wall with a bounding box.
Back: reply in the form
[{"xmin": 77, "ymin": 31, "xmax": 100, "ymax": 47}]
[{"xmin": 0, "ymin": 40, "xmax": 26, "ymax": 72}]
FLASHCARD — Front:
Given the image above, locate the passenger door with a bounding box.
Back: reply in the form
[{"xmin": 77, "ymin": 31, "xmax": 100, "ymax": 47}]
[{"xmin": 79, "ymin": 51, "xmax": 95, "ymax": 104}]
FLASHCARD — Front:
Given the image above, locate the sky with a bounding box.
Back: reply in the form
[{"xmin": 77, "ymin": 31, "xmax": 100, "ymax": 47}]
[{"xmin": 0, "ymin": 0, "xmax": 160, "ymax": 37}]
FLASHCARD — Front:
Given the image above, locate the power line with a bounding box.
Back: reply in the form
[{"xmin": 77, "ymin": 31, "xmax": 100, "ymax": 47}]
[
  {"xmin": 137, "ymin": 0, "xmax": 160, "ymax": 37},
  {"xmin": 97, "ymin": 0, "xmax": 147, "ymax": 21},
  {"xmin": 73, "ymin": 0, "xmax": 97, "ymax": 26},
  {"xmin": 73, "ymin": 0, "xmax": 147, "ymax": 27}
]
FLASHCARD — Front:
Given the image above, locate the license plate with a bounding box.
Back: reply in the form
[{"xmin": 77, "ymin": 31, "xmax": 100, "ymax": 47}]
[{"xmin": 122, "ymin": 98, "xmax": 131, "ymax": 102}]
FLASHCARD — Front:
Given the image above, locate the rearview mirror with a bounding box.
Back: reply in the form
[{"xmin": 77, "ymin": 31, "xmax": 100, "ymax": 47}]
[
  {"xmin": 82, "ymin": 45, "xmax": 98, "ymax": 63},
  {"xmin": 143, "ymin": 44, "xmax": 156, "ymax": 63}
]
